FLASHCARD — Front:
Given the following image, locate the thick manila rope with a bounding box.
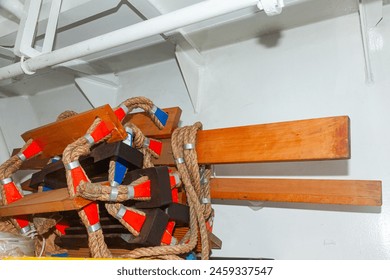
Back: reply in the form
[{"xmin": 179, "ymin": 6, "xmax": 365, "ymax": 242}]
[{"xmin": 62, "ymin": 118, "xmax": 112, "ymax": 258}]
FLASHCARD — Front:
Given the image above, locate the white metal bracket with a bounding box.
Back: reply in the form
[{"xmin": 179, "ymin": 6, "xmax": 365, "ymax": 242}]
[
  {"xmin": 0, "ymin": 126, "xmax": 11, "ymax": 163},
  {"xmin": 127, "ymin": 0, "xmax": 206, "ymax": 112},
  {"xmin": 0, "ymin": 47, "xmax": 14, "ymax": 61},
  {"xmin": 358, "ymin": 0, "xmax": 383, "ymax": 84},
  {"xmin": 14, "ymin": 0, "xmax": 62, "ymax": 58},
  {"xmin": 257, "ymin": 0, "xmax": 284, "ymax": 16},
  {"xmin": 174, "ymin": 35, "xmax": 206, "ymax": 113},
  {"xmin": 57, "ymin": 59, "xmax": 121, "ymax": 108},
  {"xmin": 75, "ymin": 75, "xmax": 120, "ymax": 108}
]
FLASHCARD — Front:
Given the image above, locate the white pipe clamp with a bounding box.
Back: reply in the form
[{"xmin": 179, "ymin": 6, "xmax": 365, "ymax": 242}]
[
  {"xmin": 20, "ymin": 56, "xmax": 36, "ymax": 75},
  {"xmin": 257, "ymin": 0, "xmax": 284, "ymax": 16}
]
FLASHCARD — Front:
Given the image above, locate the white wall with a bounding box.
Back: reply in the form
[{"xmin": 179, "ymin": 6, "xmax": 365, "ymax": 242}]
[
  {"xmin": 29, "ymin": 84, "xmax": 93, "ymax": 125},
  {"xmin": 0, "ymin": 96, "xmax": 40, "ymax": 161},
  {"xmin": 7, "ymin": 6, "xmax": 390, "ymax": 259},
  {"xmin": 0, "ymin": 84, "xmax": 92, "ymax": 161},
  {"xmin": 114, "ymin": 9, "xmax": 390, "ymax": 259},
  {"xmin": 201, "ymin": 10, "xmax": 390, "ymax": 259}
]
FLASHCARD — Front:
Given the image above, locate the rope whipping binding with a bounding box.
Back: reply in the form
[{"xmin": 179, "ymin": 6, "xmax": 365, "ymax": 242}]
[
  {"xmin": 62, "ymin": 97, "xmax": 214, "ymax": 259},
  {"xmin": 0, "ymin": 139, "xmax": 59, "ymax": 256},
  {"xmin": 170, "ymin": 122, "xmax": 214, "ymax": 260},
  {"xmin": 0, "ymin": 96, "xmax": 214, "ymax": 259},
  {"xmin": 111, "ymin": 122, "xmax": 213, "ymax": 260},
  {"xmin": 61, "ymin": 97, "xmax": 171, "ymax": 258},
  {"xmin": 0, "ymin": 128, "xmax": 71, "ymax": 256}
]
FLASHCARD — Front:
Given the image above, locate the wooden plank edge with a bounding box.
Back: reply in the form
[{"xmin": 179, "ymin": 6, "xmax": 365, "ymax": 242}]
[
  {"xmin": 196, "ymin": 115, "xmax": 350, "ymax": 164},
  {"xmin": 0, "ymin": 189, "xmax": 91, "ymax": 217},
  {"xmin": 1, "ymin": 176, "xmax": 380, "ymax": 218},
  {"xmin": 210, "ymin": 178, "xmax": 382, "ymax": 206},
  {"xmin": 21, "ymin": 105, "xmax": 127, "ymax": 158},
  {"xmin": 154, "ymin": 116, "xmax": 350, "ymax": 165}
]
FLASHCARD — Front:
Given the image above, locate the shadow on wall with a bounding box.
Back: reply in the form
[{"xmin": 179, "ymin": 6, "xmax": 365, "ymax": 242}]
[
  {"xmin": 214, "ymin": 160, "xmax": 349, "ymax": 177},
  {"xmin": 258, "ymin": 31, "xmax": 283, "ymax": 48},
  {"xmin": 189, "ymin": 0, "xmax": 359, "ymax": 51},
  {"xmin": 212, "ymin": 199, "xmax": 381, "ymax": 214}
]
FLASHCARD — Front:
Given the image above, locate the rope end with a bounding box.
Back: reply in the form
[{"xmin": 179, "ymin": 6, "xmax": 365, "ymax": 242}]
[{"xmin": 151, "ymin": 105, "xmax": 168, "ymax": 127}]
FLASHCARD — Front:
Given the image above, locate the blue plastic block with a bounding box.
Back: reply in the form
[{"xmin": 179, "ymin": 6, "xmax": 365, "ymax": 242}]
[
  {"xmin": 114, "ymin": 161, "xmax": 127, "ymax": 184},
  {"xmin": 51, "ymin": 157, "xmax": 60, "ymax": 163},
  {"xmin": 42, "ymin": 186, "xmax": 53, "ymax": 192},
  {"xmin": 185, "ymin": 252, "xmax": 197, "ymax": 260},
  {"xmin": 154, "ymin": 107, "xmax": 168, "ymax": 127},
  {"xmin": 51, "ymin": 252, "xmax": 69, "ymax": 258}
]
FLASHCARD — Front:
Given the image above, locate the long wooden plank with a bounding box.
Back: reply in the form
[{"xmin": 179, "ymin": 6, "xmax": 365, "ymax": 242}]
[
  {"xmin": 0, "ymin": 188, "xmax": 91, "ymax": 217},
  {"xmin": 21, "ymin": 105, "xmax": 127, "ymax": 158},
  {"xmin": 210, "ymin": 178, "xmax": 382, "ymax": 206},
  {"xmin": 197, "ymin": 116, "xmax": 350, "ymax": 164},
  {"xmin": 154, "ymin": 116, "xmax": 350, "ymax": 165},
  {"xmin": 17, "ymin": 115, "xmax": 348, "ymax": 167},
  {"xmin": 1, "ymin": 176, "xmax": 381, "ymax": 217}
]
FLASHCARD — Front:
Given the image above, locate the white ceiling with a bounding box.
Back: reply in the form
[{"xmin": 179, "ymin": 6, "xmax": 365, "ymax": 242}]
[{"xmin": 0, "ymin": 0, "xmax": 383, "ymax": 96}]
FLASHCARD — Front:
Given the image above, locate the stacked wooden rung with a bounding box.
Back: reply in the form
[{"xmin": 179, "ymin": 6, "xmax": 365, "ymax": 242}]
[{"xmin": 0, "ymin": 103, "xmax": 382, "ymax": 258}]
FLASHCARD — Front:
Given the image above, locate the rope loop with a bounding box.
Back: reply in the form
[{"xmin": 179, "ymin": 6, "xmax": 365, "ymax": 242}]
[{"xmin": 114, "ymin": 97, "xmax": 167, "ymax": 129}]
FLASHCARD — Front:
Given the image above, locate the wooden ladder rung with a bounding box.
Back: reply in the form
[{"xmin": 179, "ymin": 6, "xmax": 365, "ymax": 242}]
[
  {"xmin": 210, "ymin": 178, "xmax": 382, "ymax": 206},
  {"xmin": 0, "ymin": 177, "xmax": 381, "ymax": 217},
  {"xmin": 21, "ymin": 105, "xmax": 127, "ymax": 159},
  {"xmin": 0, "ymin": 188, "xmax": 90, "ymax": 217},
  {"xmin": 155, "ymin": 116, "xmax": 350, "ymax": 165}
]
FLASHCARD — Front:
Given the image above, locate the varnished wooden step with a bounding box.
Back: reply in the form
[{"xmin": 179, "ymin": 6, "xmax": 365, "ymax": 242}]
[
  {"xmin": 154, "ymin": 116, "xmax": 350, "ymax": 165},
  {"xmin": 21, "ymin": 105, "xmax": 127, "ymax": 159},
  {"xmin": 0, "ymin": 188, "xmax": 90, "ymax": 217},
  {"xmin": 0, "ymin": 177, "xmax": 381, "ymax": 217},
  {"xmin": 210, "ymin": 178, "xmax": 382, "ymax": 206}
]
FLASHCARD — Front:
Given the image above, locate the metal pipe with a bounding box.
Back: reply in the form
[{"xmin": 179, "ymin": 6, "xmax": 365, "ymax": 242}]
[
  {"xmin": 0, "ymin": 0, "xmax": 24, "ymax": 19},
  {"xmin": 0, "ymin": 0, "xmax": 258, "ymax": 81}
]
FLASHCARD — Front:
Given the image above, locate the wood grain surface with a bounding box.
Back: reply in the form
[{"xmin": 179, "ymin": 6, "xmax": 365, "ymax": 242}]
[
  {"xmin": 21, "ymin": 105, "xmax": 127, "ymax": 158},
  {"xmin": 154, "ymin": 116, "xmax": 350, "ymax": 165},
  {"xmin": 210, "ymin": 178, "xmax": 381, "ymax": 206}
]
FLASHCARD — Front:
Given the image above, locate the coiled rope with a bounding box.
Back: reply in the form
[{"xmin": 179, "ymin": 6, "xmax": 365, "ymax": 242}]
[
  {"xmin": 61, "ymin": 97, "xmax": 169, "ymax": 258},
  {"xmin": 0, "ymin": 96, "xmax": 214, "ymax": 259},
  {"xmin": 62, "ymin": 117, "xmax": 112, "ymax": 258},
  {"xmin": 0, "ymin": 139, "xmax": 38, "ymax": 234}
]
